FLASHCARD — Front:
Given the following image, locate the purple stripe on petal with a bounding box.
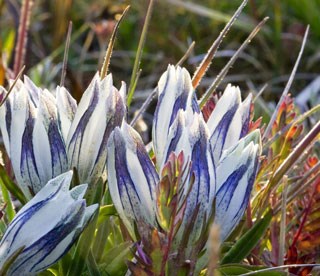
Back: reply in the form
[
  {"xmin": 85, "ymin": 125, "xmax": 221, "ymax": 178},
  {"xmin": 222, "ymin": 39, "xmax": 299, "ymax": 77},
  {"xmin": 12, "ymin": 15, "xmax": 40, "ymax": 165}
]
[
  {"xmin": 164, "ymin": 119, "xmax": 184, "ymax": 162},
  {"xmin": 114, "ymin": 134, "xmax": 141, "ymax": 206},
  {"xmin": 3, "ymin": 185, "xmax": 62, "ymax": 249},
  {"xmin": 232, "ymin": 155, "xmax": 258, "ymax": 221},
  {"xmin": 91, "ymin": 95, "xmax": 125, "ymax": 175},
  {"xmin": 216, "ymin": 164, "xmax": 247, "ymax": 212},
  {"xmin": 191, "ymin": 94, "xmax": 200, "ymax": 113},
  {"xmin": 11, "ymin": 202, "xmax": 85, "ymax": 274},
  {"xmin": 20, "ymin": 116, "xmax": 40, "ymax": 193},
  {"xmin": 210, "ymin": 105, "xmax": 238, "ymax": 160},
  {"xmin": 169, "ymin": 93, "xmax": 189, "ymax": 126},
  {"xmin": 239, "ymin": 103, "xmax": 251, "ymax": 139},
  {"xmin": 48, "ymin": 121, "xmax": 68, "ymax": 176},
  {"xmin": 190, "ymin": 139, "xmax": 211, "ymax": 203},
  {"xmin": 136, "ymin": 141, "xmax": 159, "ymax": 200},
  {"xmin": 5, "ymin": 101, "xmax": 12, "ymax": 142},
  {"xmin": 68, "ymin": 81, "xmax": 99, "ymax": 163},
  {"xmin": 240, "ymin": 115, "xmax": 250, "ymax": 138}
]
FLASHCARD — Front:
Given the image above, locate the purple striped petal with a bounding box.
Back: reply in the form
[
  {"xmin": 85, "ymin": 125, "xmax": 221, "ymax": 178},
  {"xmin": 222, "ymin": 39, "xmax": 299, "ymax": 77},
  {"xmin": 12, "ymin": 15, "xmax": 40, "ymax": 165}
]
[
  {"xmin": 23, "ymin": 76, "xmax": 41, "ymax": 106},
  {"xmin": 179, "ymin": 114, "xmax": 215, "ymax": 243},
  {"xmin": 10, "ymin": 88, "xmax": 38, "ymax": 198},
  {"xmin": 67, "ymin": 73, "xmax": 125, "ymax": 186},
  {"xmin": 56, "ymin": 86, "xmax": 77, "ymax": 143},
  {"xmin": 0, "ymin": 89, "xmax": 11, "ymax": 156},
  {"xmin": 153, "ymin": 65, "xmax": 198, "ymax": 168},
  {"xmin": 107, "ymin": 123, "xmax": 159, "ymax": 238},
  {"xmin": 214, "ymin": 132, "xmax": 260, "ymax": 241},
  {"xmin": 9, "ymin": 201, "xmax": 85, "ymax": 275},
  {"xmin": 0, "ymin": 171, "xmax": 98, "ymax": 275},
  {"xmin": 166, "ymin": 113, "xmax": 216, "ymax": 253},
  {"xmin": 208, "ymin": 85, "xmax": 252, "ymax": 164},
  {"xmin": 32, "ymin": 90, "xmax": 68, "ymax": 194},
  {"xmin": 0, "ymin": 80, "xmax": 70, "ymax": 198}
]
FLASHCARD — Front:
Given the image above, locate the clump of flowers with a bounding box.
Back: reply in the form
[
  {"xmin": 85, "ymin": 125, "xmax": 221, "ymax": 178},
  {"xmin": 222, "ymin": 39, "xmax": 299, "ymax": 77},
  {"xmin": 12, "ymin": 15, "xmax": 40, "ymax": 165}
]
[
  {"xmin": 107, "ymin": 65, "xmax": 261, "ymax": 273},
  {"xmin": 0, "ymin": 1, "xmax": 319, "ymax": 275}
]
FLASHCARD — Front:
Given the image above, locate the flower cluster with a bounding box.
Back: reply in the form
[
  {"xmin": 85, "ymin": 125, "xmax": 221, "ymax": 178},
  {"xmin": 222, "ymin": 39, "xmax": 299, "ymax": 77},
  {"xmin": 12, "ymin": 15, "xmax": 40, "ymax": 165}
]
[
  {"xmin": 0, "ymin": 74, "xmax": 125, "ymax": 199},
  {"xmin": 107, "ymin": 65, "xmax": 261, "ymax": 247},
  {"xmin": 0, "ymin": 65, "xmax": 261, "ymax": 274}
]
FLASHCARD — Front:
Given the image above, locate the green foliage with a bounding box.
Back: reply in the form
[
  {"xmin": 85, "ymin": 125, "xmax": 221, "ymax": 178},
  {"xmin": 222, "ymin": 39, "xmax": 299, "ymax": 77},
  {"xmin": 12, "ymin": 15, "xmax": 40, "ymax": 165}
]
[
  {"xmin": 0, "ymin": 0, "xmax": 319, "ymax": 275},
  {"xmin": 221, "ymin": 211, "xmax": 272, "ymax": 265}
]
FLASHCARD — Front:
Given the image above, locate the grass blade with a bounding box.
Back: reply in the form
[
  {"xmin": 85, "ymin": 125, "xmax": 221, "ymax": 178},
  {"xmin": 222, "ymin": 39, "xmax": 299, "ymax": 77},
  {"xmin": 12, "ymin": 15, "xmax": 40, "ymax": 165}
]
[
  {"xmin": 263, "ymin": 26, "xmax": 310, "ymax": 140},
  {"xmin": 127, "ymin": 0, "xmax": 155, "ymax": 107},
  {"xmin": 192, "ymin": 0, "xmax": 248, "ymax": 88},
  {"xmin": 100, "ymin": 6, "xmax": 130, "ymax": 79},
  {"xmin": 60, "ymin": 21, "xmax": 72, "ymax": 87},
  {"xmin": 199, "ymin": 17, "xmax": 269, "ymax": 108}
]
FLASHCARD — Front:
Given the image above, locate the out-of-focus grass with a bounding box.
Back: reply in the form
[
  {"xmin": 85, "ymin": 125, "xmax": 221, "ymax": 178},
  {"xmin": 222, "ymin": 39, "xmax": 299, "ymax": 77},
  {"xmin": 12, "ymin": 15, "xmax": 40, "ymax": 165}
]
[{"xmin": 0, "ymin": 0, "xmax": 319, "ymax": 107}]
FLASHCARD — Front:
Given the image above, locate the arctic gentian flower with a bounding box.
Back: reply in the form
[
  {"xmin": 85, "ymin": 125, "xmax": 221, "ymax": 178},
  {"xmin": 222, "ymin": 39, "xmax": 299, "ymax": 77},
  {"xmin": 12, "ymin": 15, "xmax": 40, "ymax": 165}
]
[
  {"xmin": 0, "ymin": 77, "xmax": 71, "ymax": 198},
  {"xmin": 67, "ymin": 73, "xmax": 126, "ymax": 187},
  {"xmin": 206, "ymin": 84, "xmax": 252, "ymax": 164},
  {"xmin": 215, "ymin": 130, "xmax": 261, "ymax": 241},
  {"xmin": 0, "ymin": 171, "xmax": 98, "ymax": 275},
  {"xmin": 107, "ymin": 123, "xmax": 159, "ymax": 238},
  {"xmin": 107, "ymin": 64, "xmax": 261, "ymax": 244},
  {"xmin": 0, "ymin": 73, "xmax": 125, "ymax": 198}
]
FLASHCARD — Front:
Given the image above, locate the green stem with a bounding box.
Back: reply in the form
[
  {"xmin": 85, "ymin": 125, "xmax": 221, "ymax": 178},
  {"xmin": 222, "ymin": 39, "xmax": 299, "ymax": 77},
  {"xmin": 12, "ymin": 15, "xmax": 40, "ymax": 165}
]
[{"xmin": 127, "ymin": 0, "xmax": 155, "ymax": 107}]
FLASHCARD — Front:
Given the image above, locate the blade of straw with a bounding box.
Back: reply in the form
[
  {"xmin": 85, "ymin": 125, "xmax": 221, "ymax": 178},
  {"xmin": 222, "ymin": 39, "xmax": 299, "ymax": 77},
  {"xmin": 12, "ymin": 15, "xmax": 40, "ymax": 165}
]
[
  {"xmin": 176, "ymin": 41, "xmax": 195, "ymax": 67},
  {"xmin": 240, "ymin": 264, "xmax": 320, "ymax": 275},
  {"xmin": 60, "ymin": 21, "xmax": 73, "ymax": 87},
  {"xmin": 100, "ymin": 6, "xmax": 130, "ymax": 79},
  {"xmin": 127, "ymin": 0, "xmax": 155, "ymax": 107},
  {"xmin": 278, "ymin": 175, "xmax": 288, "ymax": 266},
  {"xmin": 192, "ymin": 0, "xmax": 248, "ymax": 88},
  {"xmin": 252, "ymin": 83, "xmax": 268, "ymax": 103},
  {"xmin": 13, "ymin": 0, "xmax": 34, "ymax": 77},
  {"xmin": 0, "ymin": 65, "xmax": 25, "ymax": 107},
  {"xmin": 199, "ymin": 17, "xmax": 269, "ymax": 108},
  {"xmin": 263, "ymin": 25, "xmax": 310, "ymax": 140}
]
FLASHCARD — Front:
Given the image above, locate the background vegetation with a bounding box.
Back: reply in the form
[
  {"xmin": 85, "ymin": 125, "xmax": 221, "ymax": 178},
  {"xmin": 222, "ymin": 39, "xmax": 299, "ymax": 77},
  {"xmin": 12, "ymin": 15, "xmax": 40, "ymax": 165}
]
[{"xmin": 0, "ymin": 0, "xmax": 319, "ymax": 275}]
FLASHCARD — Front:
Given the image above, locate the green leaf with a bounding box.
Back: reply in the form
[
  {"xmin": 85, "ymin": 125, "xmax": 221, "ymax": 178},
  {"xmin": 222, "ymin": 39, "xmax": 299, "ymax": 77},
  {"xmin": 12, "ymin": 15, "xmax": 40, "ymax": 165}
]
[
  {"xmin": 102, "ymin": 241, "xmax": 133, "ymax": 276},
  {"xmin": 0, "ymin": 165, "xmax": 27, "ymax": 205},
  {"xmin": 0, "ymin": 176, "xmax": 15, "ymax": 222},
  {"xmin": 38, "ymin": 270, "xmax": 57, "ymax": 276},
  {"xmin": 87, "ymin": 249, "xmax": 101, "ymax": 276},
  {"xmin": 221, "ymin": 211, "xmax": 272, "ymax": 264},
  {"xmin": 66, "ymin": 211, "xmax": 99, "ymax": 276},
  {"xmin": 217, "ymin": 264, "xmax": 286, "ymax": 275}
]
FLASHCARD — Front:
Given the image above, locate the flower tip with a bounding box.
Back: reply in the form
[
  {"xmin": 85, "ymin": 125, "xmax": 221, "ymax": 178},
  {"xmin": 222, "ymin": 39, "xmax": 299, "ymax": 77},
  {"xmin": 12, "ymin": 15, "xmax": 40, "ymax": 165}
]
[
  {"xmin": 119, "ymin": 81, "xmax": 127, "ymax": 102},
  {"xmin": 70, "ymin": 183, "xmax": 88, "ymax": 200},
  {"xmin": 225, "ymin": 84, "xmax": 241, "ymax": 99},
  {"xmin": 249, "ymin": 129, "xmax": 261, "ymax": 144}
]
